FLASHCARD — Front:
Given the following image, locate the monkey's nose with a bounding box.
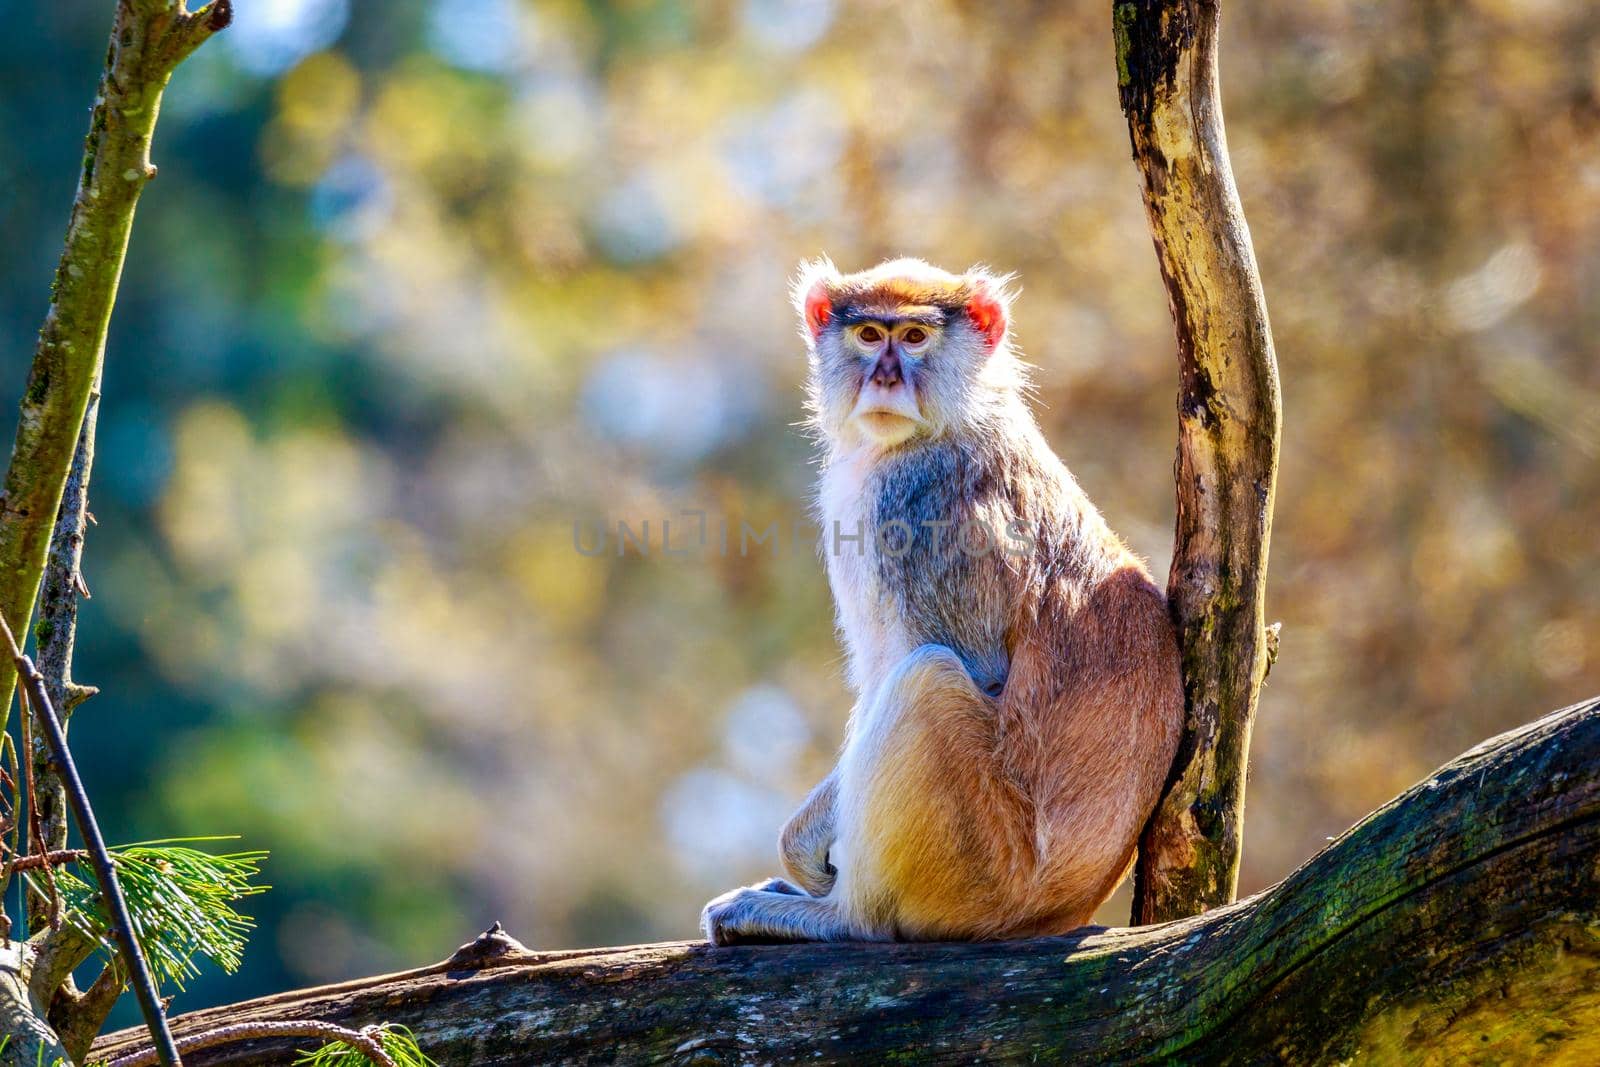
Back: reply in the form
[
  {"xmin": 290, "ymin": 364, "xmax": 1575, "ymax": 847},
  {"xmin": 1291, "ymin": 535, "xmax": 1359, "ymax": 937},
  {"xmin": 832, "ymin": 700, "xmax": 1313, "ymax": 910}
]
[{"xmin": 870, "ymin": 352, "xmax": 903, "ymax": 388}]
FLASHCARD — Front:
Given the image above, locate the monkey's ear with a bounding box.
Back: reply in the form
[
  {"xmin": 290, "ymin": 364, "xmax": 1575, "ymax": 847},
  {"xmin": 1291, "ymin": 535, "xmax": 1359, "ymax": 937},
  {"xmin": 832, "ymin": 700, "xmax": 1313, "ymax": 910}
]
[
  {"xmin": 793, "ymin": 257, "xmax": 839, "ymax": 342},
  {"xmin": 803, "ymin": 282, "xmax": 833, "ymax": 339},
  {"xmin": 965, "ymin": 278, "xmax": 1009, "ymax": 351}
]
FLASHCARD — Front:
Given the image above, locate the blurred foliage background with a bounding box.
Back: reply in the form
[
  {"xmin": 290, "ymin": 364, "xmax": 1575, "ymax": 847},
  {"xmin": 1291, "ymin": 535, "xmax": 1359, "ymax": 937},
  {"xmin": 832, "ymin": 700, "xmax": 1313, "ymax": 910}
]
[{"xmin": 1, "ymin": 0, "xmax": 1598, "ymax": 1024}]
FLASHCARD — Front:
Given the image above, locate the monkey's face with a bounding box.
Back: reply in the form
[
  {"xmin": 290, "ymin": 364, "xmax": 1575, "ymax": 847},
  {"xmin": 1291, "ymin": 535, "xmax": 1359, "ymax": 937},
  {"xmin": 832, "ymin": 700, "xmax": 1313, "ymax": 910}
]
[
  {"xmin": 794, "ymin": 258, "xmax": 1017, "ymax": 451},
  {"xmin": 840, "ymin": 318, "xmax": 938, "ymax": 446}
]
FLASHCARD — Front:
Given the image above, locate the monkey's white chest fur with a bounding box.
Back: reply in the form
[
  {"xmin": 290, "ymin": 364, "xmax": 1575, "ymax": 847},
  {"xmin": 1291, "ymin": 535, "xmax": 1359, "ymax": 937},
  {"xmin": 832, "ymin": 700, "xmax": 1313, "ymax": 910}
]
[{"xmin": 818, "ymin": 446, "xmax": 914, "ymax": 701}]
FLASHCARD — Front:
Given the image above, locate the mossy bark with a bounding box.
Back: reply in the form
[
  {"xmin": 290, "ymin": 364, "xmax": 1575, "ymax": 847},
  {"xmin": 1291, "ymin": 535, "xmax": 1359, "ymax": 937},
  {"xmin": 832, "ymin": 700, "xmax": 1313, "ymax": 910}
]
[
  {"xmin": 0, "ymin": 0, "xmax": 229, "ymax": 738},
  {"xmin": 1114, "ymin": 0, "xmax": 1284, "ymax": 925},
  {"xmin": 94, "ymin": 699, "xmax": 1600, "ymax": 1065}
]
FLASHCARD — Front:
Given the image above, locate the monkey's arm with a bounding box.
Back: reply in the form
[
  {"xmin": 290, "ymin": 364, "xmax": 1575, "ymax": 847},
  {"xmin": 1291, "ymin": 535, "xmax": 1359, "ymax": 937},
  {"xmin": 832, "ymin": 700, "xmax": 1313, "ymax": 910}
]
[{"xmin": 779, "ymin": 772, "xmax": 838, "ymax": 896}]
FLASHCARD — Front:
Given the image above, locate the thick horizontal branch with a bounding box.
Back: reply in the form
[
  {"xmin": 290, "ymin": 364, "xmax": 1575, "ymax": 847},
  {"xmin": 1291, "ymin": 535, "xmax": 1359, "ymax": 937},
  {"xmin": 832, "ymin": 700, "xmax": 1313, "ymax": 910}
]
[{"xmin": 97, "ymin": 697, "xmax": 1600, "ymax": 1065}]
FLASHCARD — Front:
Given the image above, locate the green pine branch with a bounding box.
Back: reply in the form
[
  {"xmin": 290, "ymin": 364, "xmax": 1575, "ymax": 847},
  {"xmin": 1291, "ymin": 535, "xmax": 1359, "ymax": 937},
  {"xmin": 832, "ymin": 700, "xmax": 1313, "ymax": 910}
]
[
  {"xmin": 293, "ymin": 1025, "xmax": 438, "ymax": 1067},
  {"xmin": 25, "ymin": 840, "xmax": 267, "ymax": 991}
]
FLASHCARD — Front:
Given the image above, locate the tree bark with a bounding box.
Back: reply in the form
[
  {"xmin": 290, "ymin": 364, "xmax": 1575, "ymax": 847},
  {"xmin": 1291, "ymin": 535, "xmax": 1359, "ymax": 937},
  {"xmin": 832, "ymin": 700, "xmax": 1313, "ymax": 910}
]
[
  {"xmin": 1115, "ymin": 0, "xmax": 1283, "ymax": 925},
  {"xmin": 94, "ymin": 697, "xmax": 1600, "ymax": 1066}
]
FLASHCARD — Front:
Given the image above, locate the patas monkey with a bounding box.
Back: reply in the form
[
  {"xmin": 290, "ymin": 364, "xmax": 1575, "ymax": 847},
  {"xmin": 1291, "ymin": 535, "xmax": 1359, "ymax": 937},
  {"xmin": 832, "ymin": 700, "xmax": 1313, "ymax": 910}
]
[{"xmin": 702, "ymin": 259, "xmax": 1184, "ymax": 944}]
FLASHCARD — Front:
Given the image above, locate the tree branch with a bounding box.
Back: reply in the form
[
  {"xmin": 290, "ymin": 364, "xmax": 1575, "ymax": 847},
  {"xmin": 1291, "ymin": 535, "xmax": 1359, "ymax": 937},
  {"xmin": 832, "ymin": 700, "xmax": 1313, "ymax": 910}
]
[
  {"xmin": 0, "ymin": 0, "xmax": 229, "ymax": 737},
  {"xmin": 94, "ymin": 699, "xmax": 1600, "ymax": 1064},
  {"xmin": 32, "ymin": 383, "xmax": 102, "ymax": 938},
  {"xmin": 25, "ymin": 918, "xmax": 99, "ymax": 1012},
  {"xmin": 0, "ymin": 4, "xmax": 227, "ymax": 1058},
  {"xmin": 106, "ymin": 1021, "xmax": 398, "ymax": 1067},
  {"xmin": 1114, "ymin": 0, "xmax": 1284, "ymax": 924},
  {"xmin": 9, "ymin": 850, "xmax": 87, "ymax": 873}
]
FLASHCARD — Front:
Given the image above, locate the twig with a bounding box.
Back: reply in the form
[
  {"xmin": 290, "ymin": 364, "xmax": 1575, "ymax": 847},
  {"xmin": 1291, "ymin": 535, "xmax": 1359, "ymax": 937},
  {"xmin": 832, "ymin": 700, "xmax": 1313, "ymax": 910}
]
[
  {"xmin": 17, "ymin": 688, "xmax": 63, "ymax": 931},
  {"xmin": 10, "ymin": 849, "xmax": 87, "ymax": 873},
  {"xmin": 0, "ymin": 611, "xmax": 180, "ymax": 1067},
  {"xmin": 0, "ymin": 744, "xmax": 19, "ymax": 875},
  {"xmin": 105, "ymin": 1020, "xmax": 399, "ymax": 1067}
]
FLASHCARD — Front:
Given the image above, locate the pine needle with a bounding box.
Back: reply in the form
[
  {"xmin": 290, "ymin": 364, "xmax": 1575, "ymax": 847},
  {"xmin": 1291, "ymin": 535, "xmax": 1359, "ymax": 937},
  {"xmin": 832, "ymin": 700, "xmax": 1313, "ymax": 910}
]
[
  {"xmin": 292, "ymin": 1025, "xmax": 437, "ymax": 1067},
  {"xmin": 25, "ymin": 838, "xmax": 267, "ymax": 990}
]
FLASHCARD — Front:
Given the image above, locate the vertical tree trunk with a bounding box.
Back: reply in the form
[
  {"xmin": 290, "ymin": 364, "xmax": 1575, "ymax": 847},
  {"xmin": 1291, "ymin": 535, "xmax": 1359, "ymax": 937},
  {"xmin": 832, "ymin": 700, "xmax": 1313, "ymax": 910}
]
[{"xmin": 1115, "ymin": 0, "xmax": 1283, "ymax": 924}]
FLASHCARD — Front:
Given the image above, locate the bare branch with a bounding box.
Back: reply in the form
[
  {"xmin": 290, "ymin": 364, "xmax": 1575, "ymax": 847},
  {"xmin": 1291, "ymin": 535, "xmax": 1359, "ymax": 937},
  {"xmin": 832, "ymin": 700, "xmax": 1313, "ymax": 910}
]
[
  {"xmin": 9, "ymin": 850, "xmax": 87, "ymax": 873},
  {"xmin": 15, "ymin": 688, "xmax": 62, "ymax": 932},
  {"xmin": 33, "ymin": 382, "xmax": 102, "ymax": 925}
]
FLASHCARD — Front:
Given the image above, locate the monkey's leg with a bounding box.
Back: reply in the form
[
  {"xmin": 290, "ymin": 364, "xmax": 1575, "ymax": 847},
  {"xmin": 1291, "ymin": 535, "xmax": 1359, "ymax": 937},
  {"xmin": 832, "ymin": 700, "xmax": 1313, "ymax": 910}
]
[
  {"xmin": 832, "ymin": 644, "xmax": 1033, "ymax": 941},
  {"xmin": 701, "ymin": 877, "xmax": 861, "ymax": 946},
  {"xmin": 779, "ymin": 771, "xmax": 838, "ymax": 896}
]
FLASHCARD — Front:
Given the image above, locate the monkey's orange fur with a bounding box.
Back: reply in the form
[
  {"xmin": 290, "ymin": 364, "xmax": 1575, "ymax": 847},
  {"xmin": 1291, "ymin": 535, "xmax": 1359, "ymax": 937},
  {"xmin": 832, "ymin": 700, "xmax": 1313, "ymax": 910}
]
[
  {"xmin": 702, "ymin": 259, "xmax": 1184, "ymax": 944},
  {"xmin": 843, "ymin": 570, "xmax": 1181, "ymax": 940}
]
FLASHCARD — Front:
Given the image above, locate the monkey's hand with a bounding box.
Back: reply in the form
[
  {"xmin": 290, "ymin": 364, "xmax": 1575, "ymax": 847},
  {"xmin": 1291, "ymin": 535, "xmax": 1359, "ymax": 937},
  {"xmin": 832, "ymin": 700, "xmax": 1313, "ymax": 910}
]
[
  {"xmin": 701, "ymin": 877, "xmax": 807, "ymax": 946},
  {"xmin": 779, "ymin": 772, "xmax": 839, "ymax": 897}
]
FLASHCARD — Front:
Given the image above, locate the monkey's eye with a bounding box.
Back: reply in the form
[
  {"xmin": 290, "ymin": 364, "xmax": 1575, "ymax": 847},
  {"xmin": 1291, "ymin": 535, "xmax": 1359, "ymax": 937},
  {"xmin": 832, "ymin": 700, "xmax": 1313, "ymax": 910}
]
[
  {"xmin": 857, "ymin": 325, "xmax": 885, "ymax": 345},
  {"xmin": 902, "ymin": 327, "xmax": 928, "ymax": 345}
]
